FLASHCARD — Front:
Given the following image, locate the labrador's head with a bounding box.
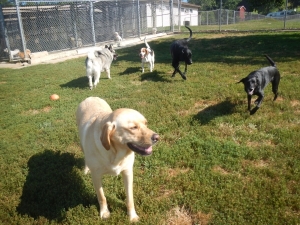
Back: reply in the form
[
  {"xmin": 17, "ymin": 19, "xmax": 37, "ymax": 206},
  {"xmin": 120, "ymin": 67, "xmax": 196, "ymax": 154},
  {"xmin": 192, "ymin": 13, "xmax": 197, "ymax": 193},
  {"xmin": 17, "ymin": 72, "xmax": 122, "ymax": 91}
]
[
  {"xmin": 183, "ymin": 48, "xmax": 192, "ymax": 65},
  {"xmin": 101, "ymin": 109, "xmax": 159, "ymax": 156},
  {"xmin": 238, "ymin": 73, "xmax": 259, "ymax": 96}
]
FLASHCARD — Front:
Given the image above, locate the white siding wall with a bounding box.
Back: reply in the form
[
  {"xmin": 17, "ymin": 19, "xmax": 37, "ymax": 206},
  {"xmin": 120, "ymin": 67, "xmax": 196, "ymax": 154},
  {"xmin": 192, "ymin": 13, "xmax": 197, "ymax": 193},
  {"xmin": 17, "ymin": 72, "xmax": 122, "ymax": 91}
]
[{"xmin": 147, "ymin": 3, "xmax": 198, "ymax": 27}]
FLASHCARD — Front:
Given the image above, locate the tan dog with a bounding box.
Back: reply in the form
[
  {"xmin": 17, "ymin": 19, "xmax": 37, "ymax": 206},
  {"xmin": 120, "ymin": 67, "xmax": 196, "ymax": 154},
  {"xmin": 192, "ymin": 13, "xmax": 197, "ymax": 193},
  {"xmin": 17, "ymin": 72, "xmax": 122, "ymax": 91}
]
[
  {"xmin": 139, "ymin": 37, "xmax": 155, "ymax": 73},
  {"xmin": 18, "ymin": 49, "xmax": 31, "ymax": 59},
  {"xmin": 76, "ymin": 97, "xmax": 159, "ymax": 222}
]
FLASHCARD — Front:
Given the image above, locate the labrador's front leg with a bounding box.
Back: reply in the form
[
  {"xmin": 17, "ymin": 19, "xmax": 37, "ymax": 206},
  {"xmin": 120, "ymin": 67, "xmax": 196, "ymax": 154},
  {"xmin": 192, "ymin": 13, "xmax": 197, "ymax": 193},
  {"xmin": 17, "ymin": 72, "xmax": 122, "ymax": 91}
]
[
  {"xmin": 91, "ymin": 171, "xmax": 110, "ymax": 219},
  {"xmin": 122, "ymin": 169, "xmax": 139, "ymax": 222}
]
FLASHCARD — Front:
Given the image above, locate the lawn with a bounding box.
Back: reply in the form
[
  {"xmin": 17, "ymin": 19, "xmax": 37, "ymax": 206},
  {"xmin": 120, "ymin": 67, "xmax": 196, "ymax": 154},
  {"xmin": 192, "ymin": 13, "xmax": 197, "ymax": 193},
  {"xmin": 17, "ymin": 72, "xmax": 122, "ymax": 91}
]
[
  {"xmin": 195, "ymin": 18, "xmax": 300, "ymax": 31},
  {"xmin": 0, "ymin": 30, "xmax": 300, "ymax": 225}
]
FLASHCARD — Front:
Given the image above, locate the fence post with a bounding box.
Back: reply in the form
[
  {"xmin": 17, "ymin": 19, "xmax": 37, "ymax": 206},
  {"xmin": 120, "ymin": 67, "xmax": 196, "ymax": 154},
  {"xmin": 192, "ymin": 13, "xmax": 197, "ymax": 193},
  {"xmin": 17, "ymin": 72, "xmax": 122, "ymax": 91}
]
[
  {"xmin": 226, "ymin": 9, "xmax": 228, "ymax": 25},
  {"xmin": 0, "ymin": 5, "xmax": 11, "ymax": 61},
  {"xmin": 15, "ymin": 0, "xmax": 29, "ymax": 61},
  {"xmin": 219, "ymin": 0, "xmax": 222, "ymax": 32},
  {"xmin": 284, "ymin": 0, "xmax": 288, "ymax": 29},
  {"xmin": 170, "ymin": 0, "xmax": 174, "ymax": 32},
  {"xmin": 199, "ymin": 13, "xmax": 201, "ymax": 25},
  {"xmin": 152, "ymin": 1, "xmax": 157, "ymax": 30},
  {"xmin": 178, "ymin": 0, "xmax": 181, "ymax": 31},
  {"xmin": 206, "ymin": 11, "xmax": 208, "ymax": 25},
  {"xmin": 137, "ymin": 0, "xmax": 141, "ymax": 38},
  {"xmin": 233, "ymin": 10, "xmax": 235, "ymax": 24},
  {"xmin": 90, "ymin": 1, "xmax": 96, "ymax": 46}
]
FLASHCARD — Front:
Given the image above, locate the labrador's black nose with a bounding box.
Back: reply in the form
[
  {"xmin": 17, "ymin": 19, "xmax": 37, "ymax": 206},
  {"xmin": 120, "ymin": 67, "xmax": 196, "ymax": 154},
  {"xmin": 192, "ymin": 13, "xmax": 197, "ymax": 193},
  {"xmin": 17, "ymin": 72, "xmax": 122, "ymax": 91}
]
[{"xmin": 152, "ymin": 133, "xmax": 160, "ymax": 143}]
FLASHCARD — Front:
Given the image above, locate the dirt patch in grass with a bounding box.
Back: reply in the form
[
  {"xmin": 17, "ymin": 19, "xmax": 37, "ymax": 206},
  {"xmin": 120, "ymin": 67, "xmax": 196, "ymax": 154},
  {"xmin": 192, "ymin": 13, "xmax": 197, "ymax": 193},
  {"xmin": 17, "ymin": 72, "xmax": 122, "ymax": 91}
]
[
  {"xmin": 156, "ymin": 186, "xmax": 175, "ymax": 201},
  {"xmin": 242, "ymin": 159, "xmax": 269, "ymax": 168},
  {"xmin": 212, "ymin": 166, "xmax": 230, "ymax": 175},
  {"xmin": 163, "ymin": 206, "xmax": 212, "ymax": 225},
  {"xmin": 23, "ymin": 106, "xmax": 52, "ymax": 115},
  {"xmin": 178, "ymin": 100, "xmax": 218, "ymax": 116},
  {"xmin": 167, "ymin": 167, "xmax": 190, "ymax": 178},
  {"xmin": 246, "ymin": 140, "xmax": 275, "ymax": 148},
  {"xmin": 291, "ymin": 100, "xmax": 300, "ymax": 107}
]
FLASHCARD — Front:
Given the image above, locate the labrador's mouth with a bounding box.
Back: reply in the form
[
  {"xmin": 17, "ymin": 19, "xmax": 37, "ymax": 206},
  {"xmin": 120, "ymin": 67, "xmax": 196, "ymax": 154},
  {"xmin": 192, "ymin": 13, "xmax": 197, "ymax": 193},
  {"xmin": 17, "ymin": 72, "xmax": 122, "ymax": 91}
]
[
  {"xmin": 127, "ymin": 143, "xmax": 152, "ymax": 156},
  {"xmin": 248, "ymin": 88, "xmax": 254, "ymax": 95}
]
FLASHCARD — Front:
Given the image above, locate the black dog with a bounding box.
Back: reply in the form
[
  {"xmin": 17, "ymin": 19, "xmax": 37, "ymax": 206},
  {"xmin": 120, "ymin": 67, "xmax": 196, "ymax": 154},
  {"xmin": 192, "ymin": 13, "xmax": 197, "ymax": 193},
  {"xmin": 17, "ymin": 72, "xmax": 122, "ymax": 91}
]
[
  {"xmin": 170, "ymin": 26, "xmax": 193, "ymax": 80},
  {"xmin": 238, "ymin": 55, "xmax": 281, "ymax": 115}
]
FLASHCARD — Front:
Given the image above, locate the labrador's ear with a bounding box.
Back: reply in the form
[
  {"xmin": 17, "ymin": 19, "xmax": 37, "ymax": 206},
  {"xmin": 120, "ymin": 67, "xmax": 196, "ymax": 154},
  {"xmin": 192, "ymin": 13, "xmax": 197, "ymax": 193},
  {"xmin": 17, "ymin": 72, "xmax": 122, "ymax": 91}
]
[
  {"xmin": 237, "ymin": 78, "xmax": 246, "ymax": 84},
  {"xmin": 100, "ymin": 122, "xmax": 115, "ymax": 150}
]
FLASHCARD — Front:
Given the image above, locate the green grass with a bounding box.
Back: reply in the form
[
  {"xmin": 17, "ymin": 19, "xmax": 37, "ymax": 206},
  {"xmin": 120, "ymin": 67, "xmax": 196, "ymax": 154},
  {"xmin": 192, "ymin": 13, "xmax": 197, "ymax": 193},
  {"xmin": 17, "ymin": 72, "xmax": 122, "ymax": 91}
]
[
  {"xmin": 194, "ymin": 18, "xmax": 300, "ymax": 31},
  {"xmin": 1, "ymin": 31, "xmax": 300, "ymax": 225}
]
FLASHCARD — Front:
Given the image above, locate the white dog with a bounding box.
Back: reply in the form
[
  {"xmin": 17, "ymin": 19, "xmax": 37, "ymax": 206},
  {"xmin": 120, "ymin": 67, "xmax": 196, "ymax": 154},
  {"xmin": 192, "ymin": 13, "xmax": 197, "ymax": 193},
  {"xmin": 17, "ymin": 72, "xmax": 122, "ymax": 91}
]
[
  {"xmin": 4, "ymin": 48, "xmax": 20, "ymax": 59},
  {"xmin": 85, "ymin": 44, "xmax": 117, "ymax": 90},
  {"xmin": 76, "ymin": 97, "xmax": 160, "ymax": 222},
  {"xmin": 139, "ymin": 37, "xmax": 155, "ymax": 73},
  {"xmin": 114, "ymin": 32, "xmax": 123, "ymax": 46}
]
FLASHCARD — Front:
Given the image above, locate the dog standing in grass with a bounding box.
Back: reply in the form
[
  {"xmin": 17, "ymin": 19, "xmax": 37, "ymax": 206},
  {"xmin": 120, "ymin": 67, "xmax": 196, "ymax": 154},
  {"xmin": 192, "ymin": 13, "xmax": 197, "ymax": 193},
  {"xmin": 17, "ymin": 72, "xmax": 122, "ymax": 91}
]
[
  {"xmin": 85, "ymin": 44, "xmax": 117, "ymax": 90},
  {"xmin": 238, "ymin": 54, "xmax": 281, "ymax": 115},
  {"xmin": 170, "ymin": 26, "xmax": 193, "ymax": 80},
  {"xmin": 139, "ymin": 37, "xmax": 155, "ymax": 73},
  {"xmin": 76, "ymin": 97, "xmax": 160, "ymax": 222}
]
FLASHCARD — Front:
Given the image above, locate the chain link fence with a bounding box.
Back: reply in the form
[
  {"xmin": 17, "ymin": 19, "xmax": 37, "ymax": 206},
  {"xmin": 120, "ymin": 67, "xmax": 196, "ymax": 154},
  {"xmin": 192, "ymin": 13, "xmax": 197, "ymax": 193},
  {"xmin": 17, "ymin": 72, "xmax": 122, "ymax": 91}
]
[{"xmin": 0, "ymin": 0, "xmax": 181, "ymax": 62}]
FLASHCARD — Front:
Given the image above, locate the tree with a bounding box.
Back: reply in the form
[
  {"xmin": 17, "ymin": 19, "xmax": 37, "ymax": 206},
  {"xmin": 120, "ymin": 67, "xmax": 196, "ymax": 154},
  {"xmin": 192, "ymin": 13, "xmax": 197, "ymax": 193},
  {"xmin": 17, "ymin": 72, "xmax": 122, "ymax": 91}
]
[
  {"xmin": 216, "ymin": 0, "xmax": 241, "ymax": 10},
  {"xmin": 188, "ymin": 0, "xmax": 217, "ymax": 10},
  {"xmin": 0, "ymin": 0, "xmax": 13, "ymax": 6},
  {"xmin": 288, "ymin": 0, "xmax": 300, "ymax": 8},
  {"xmin": 248, "ymin": 0, "xmax": 285, "ymax": 14}
]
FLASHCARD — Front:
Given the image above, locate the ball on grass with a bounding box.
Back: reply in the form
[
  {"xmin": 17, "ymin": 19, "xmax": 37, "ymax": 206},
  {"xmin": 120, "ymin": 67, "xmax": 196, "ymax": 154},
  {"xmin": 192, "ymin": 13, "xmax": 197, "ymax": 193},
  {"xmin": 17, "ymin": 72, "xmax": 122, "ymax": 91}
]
[{"xmin": 50, "ymin": 94, "xmax": 60, "ymax": 101}]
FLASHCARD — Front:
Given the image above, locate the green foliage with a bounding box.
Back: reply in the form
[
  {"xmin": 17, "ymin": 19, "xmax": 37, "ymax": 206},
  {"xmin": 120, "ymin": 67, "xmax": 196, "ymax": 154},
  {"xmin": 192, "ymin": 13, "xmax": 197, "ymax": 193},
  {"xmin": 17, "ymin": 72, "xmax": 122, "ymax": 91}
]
[
  {"xmin": 248, "ymin": 0, "xmax": 285, "ymax": 14},
  {"xmin": 0, "ymin": 0, "xmax": 13, "ymax": 6},
  {"xmin": 0, "ymin": 30, "xmax": 300, "ymax": 224}
]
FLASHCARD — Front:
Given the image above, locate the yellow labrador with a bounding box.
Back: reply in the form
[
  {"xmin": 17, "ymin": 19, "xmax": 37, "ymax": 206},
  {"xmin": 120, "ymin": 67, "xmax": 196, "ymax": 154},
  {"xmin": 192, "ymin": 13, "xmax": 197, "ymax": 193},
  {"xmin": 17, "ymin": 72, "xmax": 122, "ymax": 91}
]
[{"xmin": 76, "ymin": 97, "xmax": 159, "ymax": 222}]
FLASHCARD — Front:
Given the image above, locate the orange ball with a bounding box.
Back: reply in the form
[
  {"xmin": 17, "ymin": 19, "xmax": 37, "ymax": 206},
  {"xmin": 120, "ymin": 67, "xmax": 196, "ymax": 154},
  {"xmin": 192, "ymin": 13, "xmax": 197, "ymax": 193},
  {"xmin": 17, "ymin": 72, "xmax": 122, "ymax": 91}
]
[{"xmin": 50, "ymin": 94, "xmax": 59, "ymax": 100}]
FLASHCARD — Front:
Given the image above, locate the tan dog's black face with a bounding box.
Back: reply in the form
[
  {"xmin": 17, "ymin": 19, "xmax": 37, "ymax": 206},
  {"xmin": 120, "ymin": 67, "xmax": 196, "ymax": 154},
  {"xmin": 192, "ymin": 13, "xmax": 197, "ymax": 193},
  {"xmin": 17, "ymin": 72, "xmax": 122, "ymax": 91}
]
[
  {"xmin": 101, "ymin": 109, "xmax": 159, "ymax": 155},
  {"xmin": 139, "ymin": 47, "xmax": 148, "ymax": 59}
]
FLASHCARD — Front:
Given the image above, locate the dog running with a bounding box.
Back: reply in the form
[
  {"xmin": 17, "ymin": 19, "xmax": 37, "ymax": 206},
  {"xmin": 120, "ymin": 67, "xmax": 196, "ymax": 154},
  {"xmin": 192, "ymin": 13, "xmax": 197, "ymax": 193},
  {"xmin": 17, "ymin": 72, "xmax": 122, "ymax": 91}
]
[
  {"xmin": 170, "ymin": 26, "xmax": 193, "ymax": 80},
  {"xmin": 139, "ymin": 37, "xmax": 155, "ymax": 73},
  {"xmin": 238, "ymin": 54, "xmax": 281, "ymax": 115},
  {"xmin": 76, "ymin": 97, "xmax": 160, "ymax": 222},
  {"xmin": 85, "ymin": 44, "xmax": 117, "ymax": 90}
]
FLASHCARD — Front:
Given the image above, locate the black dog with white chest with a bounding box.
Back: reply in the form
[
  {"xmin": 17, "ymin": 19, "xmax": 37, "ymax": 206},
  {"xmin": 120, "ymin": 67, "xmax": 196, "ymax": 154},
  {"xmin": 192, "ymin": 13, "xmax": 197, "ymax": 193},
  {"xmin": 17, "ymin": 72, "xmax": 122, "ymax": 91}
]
[
  {"xmin": 170, "ymin": 26, "xmax": 193, "ymax": 80},
  {"xmin": 238, "ymin": 55, "xmax": 281, "ymax": 115}
]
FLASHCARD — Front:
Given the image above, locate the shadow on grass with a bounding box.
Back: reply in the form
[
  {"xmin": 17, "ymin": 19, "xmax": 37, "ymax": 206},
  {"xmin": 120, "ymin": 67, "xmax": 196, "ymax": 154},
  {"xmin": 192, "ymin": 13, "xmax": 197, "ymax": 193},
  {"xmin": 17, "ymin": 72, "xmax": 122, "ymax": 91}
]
[
  {"xmin": 17, "ymin": 150, "xmax": 95, "ymax": 221},
  {"xmin": 60, "ymin": 76, "xmax": 88, "ymax": 89},
  {"xmin": 193, "ymin": 100, "xmax": 237, "ymax": 125},
  {"xmin": 141, "ymin": 70, "xmax": 173, "ymax": 82},
  {"xmin": 117, "ymin": 32, "xmax": 300, "ymax": 65},
  {"xmin": 119, "ymin": 67, "xmax": 141, "ymax": 75}
]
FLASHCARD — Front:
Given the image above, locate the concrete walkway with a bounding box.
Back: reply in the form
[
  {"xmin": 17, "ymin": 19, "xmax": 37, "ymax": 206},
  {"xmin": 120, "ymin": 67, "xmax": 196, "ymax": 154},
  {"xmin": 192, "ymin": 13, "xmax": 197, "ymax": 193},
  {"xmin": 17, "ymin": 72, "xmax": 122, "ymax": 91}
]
[{"xmin": 0, "ymin": 32, "xmax": 170, "ymax": 69}]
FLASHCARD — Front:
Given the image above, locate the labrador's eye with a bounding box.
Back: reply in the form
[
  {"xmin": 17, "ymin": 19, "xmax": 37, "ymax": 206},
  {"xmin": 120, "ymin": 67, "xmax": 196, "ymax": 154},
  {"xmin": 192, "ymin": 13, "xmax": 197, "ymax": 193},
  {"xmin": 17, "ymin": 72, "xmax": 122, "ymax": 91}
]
[{"xmin": 130, "ymin": 126, "xmax": 138, "ymax": 130}]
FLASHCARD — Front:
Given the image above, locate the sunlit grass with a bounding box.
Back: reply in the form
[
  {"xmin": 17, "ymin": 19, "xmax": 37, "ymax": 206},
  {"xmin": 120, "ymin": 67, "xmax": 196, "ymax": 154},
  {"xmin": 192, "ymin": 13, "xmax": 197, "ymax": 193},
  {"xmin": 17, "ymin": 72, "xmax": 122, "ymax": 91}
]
[{"xmin": 193, "ymin": 18, "xmax": 300, "ymax": 31}]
